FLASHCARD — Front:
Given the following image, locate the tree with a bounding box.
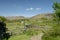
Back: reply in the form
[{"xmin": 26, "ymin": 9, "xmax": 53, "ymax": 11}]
[
  {"xmin": 0, "ymin": 16, "xmax": 11, "ymax": 40},
  {"xmin": 53, "ymin": 2, "xmax": 60, "ymax": 22},
  {"xmin": 53, "ymin": 2, "xmax": 60, "ymax": 10},
  {"xmin": 42, "ymin": 2, "xmax": 60, "ymax": 40},
  {"xmin": 0, "ymin": 21, "xmax": 6, "ymax": 40},
  {"xmin": 53, "ymin": 2, "xmax": 60, "ymax": 34}
]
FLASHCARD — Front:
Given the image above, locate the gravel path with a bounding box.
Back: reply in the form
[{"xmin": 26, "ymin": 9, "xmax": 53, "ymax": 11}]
[{"xmin": 30, "ymin": 33, "xmax": 44, "ymax": 40}]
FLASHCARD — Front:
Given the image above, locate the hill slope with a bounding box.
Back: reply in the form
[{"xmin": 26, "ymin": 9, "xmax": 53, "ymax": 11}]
[
  {"xmin": 31, "ymin": 13, "xmax": 52, "ymax": 19},
  {"xmin": 5, "ymin": 16, "xmax": 25, "ymax": 20}
]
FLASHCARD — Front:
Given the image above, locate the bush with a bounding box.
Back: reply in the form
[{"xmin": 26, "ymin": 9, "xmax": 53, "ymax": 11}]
[
  {"xmin": 0, "ymin": 16, "xmax": 7, "ymax": 22},
  {"xmin": 42, "ymin": 34, "xmax": 60, "ymax": 40},
  {"xmin": 24, "ymin": 29, "xmax": 40, "ymax": 36}
]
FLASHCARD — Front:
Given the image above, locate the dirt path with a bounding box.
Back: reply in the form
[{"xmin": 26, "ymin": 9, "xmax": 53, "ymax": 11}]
[{"xmin": 30, "ymin": 33, "xmax": 44, "ymax": 40}]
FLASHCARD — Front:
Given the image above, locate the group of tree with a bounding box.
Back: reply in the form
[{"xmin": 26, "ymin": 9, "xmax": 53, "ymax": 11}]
[
  {"xmin": 42, "ymin": 2, "xmax": 60, "ymax": 40},
  {"xmin": 0, "ymin": 16, "xmax": 11, "ymax": 40}
]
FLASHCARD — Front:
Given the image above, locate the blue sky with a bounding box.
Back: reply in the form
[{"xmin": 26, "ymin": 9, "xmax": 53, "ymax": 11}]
[{"xmin": 0, "ymin": 0, "xmax": 60, "ymax": 17}]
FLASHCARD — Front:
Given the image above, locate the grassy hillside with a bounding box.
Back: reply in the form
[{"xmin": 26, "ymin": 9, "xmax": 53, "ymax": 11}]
[
  {"xmin": 0, "ymin": 13, "xmax": 54, "ymax": 40},
  {"xmin": 5, "ymin": 16, "xmax": 25, "ymax": 20},
  {"xmin": 31, "ymin": 13, "xmax": 52, "ymax": 19}
]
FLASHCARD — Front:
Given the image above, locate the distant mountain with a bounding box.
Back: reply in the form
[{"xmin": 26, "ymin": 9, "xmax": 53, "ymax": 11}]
[
  {"xmin": 31, "ymin": 13, "xmax": 53, "ymax": 19},
  {"xmin": 5, "ymin": 13, "xmax": 53, "ymax": 20},
  {"xmin": 5, "ymin": 16, "xmax": 25, "ymax": 20}
]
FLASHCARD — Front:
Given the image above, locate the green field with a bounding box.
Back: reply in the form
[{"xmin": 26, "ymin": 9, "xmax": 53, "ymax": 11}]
[{"xmin": 9, "ymin": 34, "xmax": 30, "ymax": 40}]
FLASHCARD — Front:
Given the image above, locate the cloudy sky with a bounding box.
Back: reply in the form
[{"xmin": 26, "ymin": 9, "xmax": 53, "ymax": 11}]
[{"xmin": 0, "ymin": 0, "xmax": 60, "ymax": 17}]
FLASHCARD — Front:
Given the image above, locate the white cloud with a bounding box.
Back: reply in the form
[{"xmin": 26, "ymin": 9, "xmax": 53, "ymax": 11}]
[
  {"xmin": 26, "ymin": 8, "xmax": 41, "ymax": 11},
  {"xmin": 36, "ymin": 8, "xmax": 41, "ymax": 10},
  {"xmin": 26, "ymin": 8, "xmax": 33, "ymax": 11}
]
